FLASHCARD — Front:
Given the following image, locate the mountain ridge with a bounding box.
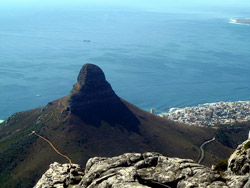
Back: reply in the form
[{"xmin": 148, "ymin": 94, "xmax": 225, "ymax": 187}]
[{"xmin": 0, "ymin": 63, "xmax": 232, "ymax": 188}]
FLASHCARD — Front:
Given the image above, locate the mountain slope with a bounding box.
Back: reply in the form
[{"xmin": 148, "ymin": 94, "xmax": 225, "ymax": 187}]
[{"xmin": 0, "ymin": 64, "xmax": 232, "ymax": 188}]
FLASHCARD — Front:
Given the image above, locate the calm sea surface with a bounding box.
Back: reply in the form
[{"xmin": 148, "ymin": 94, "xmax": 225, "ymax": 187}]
[{"xmin": 0, "ymin": 10, "xmax": 250, "ymax": 119}]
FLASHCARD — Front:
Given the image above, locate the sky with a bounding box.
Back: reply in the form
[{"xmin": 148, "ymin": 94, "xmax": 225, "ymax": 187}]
[
  {"xmin": 0, "ymin": 0, "xmax": 249, "ymax": 18},
  {"xmin": 1, "ymin": 0, "xmax": 250, "ymax": 11}
]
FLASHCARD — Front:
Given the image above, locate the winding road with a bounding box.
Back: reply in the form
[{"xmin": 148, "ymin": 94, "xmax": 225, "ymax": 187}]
[{"xmin": 197, "ymin": 137, "xmax": 216, "ymax": 164}]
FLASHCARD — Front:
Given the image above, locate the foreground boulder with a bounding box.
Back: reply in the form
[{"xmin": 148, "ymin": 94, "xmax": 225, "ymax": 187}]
[
  {"xmin": 34, "ymin": 163, "xmax": 84, "ymax": 188},
  {"xmin": 34, "ymin": 141, "xmax": 250, "ymax": 188},
  {"xmin": 227, "ymin": 139, "xmax": 250, "ymax": 175},
  {"xmin": 79, "ymin": 153, "xmax": 224, "ymax": 188}
]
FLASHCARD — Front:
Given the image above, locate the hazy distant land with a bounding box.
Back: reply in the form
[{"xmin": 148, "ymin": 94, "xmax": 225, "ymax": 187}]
[{"xmin": 230, "ymin": 18, "xmax": 250, "ymax": 25}]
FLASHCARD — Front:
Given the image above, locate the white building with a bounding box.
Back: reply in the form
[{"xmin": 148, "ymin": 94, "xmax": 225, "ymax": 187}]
[{"xmin": 150, "ymin": 108, "xmax": 155, "ymax": 114}]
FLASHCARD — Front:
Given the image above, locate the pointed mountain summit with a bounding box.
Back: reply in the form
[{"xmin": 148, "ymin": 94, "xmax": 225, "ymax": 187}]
[
  {"xmin": 70, "ymin": 63, "xmax": 114, "ymax": 97},
  {"xmin": 0, "ymin": 63, "xmax": 233, "ymax": 188},
  {"xmin": 68, "ymin": 63, "xmax": 139, "ymax": 131}
]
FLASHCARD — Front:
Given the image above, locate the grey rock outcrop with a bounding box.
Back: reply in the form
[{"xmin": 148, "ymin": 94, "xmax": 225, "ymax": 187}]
[
  {"xmin": 34, "ymin": 139, "xmax": 250, "ymax": 188},
  {"xmin": 34, "ymin": 150, "xmax": 249, "ymax": 188},
  {"xmin": 224, "ymin": 139, "xmax": 250, "ymax": 188},
  {"xmin": 34, "ymin": 163, "xmax": 84, "ymax": 188},
  {"xmin": 227, "ymin": 139, "xmax": 250, "ymax": 175},
  {"xmin": 79, "ymin": 152, "xmax": 225, "ymax": 188}
]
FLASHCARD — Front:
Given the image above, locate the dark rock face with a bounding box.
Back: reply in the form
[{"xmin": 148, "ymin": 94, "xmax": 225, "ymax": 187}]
[{"xmin": 69, "ymin": 64, "xmax": 139, "ymax": 131}]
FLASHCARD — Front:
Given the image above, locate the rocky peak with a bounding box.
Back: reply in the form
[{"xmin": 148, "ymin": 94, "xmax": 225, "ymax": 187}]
[
  {"xmin": 77, "ymin": 63, "xmax": 106, "ymax": 87},
  {"xmin": 68, "ymin": 63, "xmax": 139, "ymax": 131},
  {"xmin": 70, "ymin": 63, "xmax": 116, "ymax": 98},
  {"xmin": 71, "ymin": 63, "xmax": 109, "ymax": 95}
]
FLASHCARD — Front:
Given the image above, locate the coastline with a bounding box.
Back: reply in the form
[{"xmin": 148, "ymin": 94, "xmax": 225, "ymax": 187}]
[
  {"xmin": 0, "ymin": 120, "xmax": 4, "ymax": 124},
  {"xmin": 158, "ymin": 100, "xmax": 250, "ymax": 127},
  {"xmin": 229, "ymin": 18, "xmax": 250, "ymax": 26},
  {"xmin": 161, "ymin": 100, "xmax": 250, "ymax": 114}
]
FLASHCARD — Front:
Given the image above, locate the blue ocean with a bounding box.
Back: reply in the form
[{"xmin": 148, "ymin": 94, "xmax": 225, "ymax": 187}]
[{"xmin": 0, "ymin": 8, "xmax": 250, "ymax": 120}]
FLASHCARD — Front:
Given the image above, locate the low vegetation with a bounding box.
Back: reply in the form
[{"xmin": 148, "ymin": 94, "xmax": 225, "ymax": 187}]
[
  {"xmin": 243, "ymin": 141, "xmax": 250, "ymax": 150},
  {"xmin": 215, "ymin": 123, "xmax": 250, "ymax": 148},
  {"xmin": 214, "ymin": 158, "xmax": 228, "ymax": 172}
]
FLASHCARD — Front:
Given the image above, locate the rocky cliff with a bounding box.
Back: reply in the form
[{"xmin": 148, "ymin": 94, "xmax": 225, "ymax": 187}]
[
  {"xmin": 34, "ymin": 139, "xmax": 250, "ymax": 188},
  {"xmin": 68, "ymin": 64, "xmax": 139, "ymax": 130}
]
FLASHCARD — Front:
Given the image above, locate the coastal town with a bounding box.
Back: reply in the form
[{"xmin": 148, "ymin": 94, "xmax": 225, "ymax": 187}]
[{"xmin": 159, "ymin": 101, "xmax": 250, "ymax": 127}]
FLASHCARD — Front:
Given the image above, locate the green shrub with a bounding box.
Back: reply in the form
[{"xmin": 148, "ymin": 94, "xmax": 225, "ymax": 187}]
[
  {"xmin": 214, "ymin": 158, "xmax": 228, "ymax": 172},
  {"xmin": 244, "ymin": 141, "xmax": 250, "ymax": 150}
]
